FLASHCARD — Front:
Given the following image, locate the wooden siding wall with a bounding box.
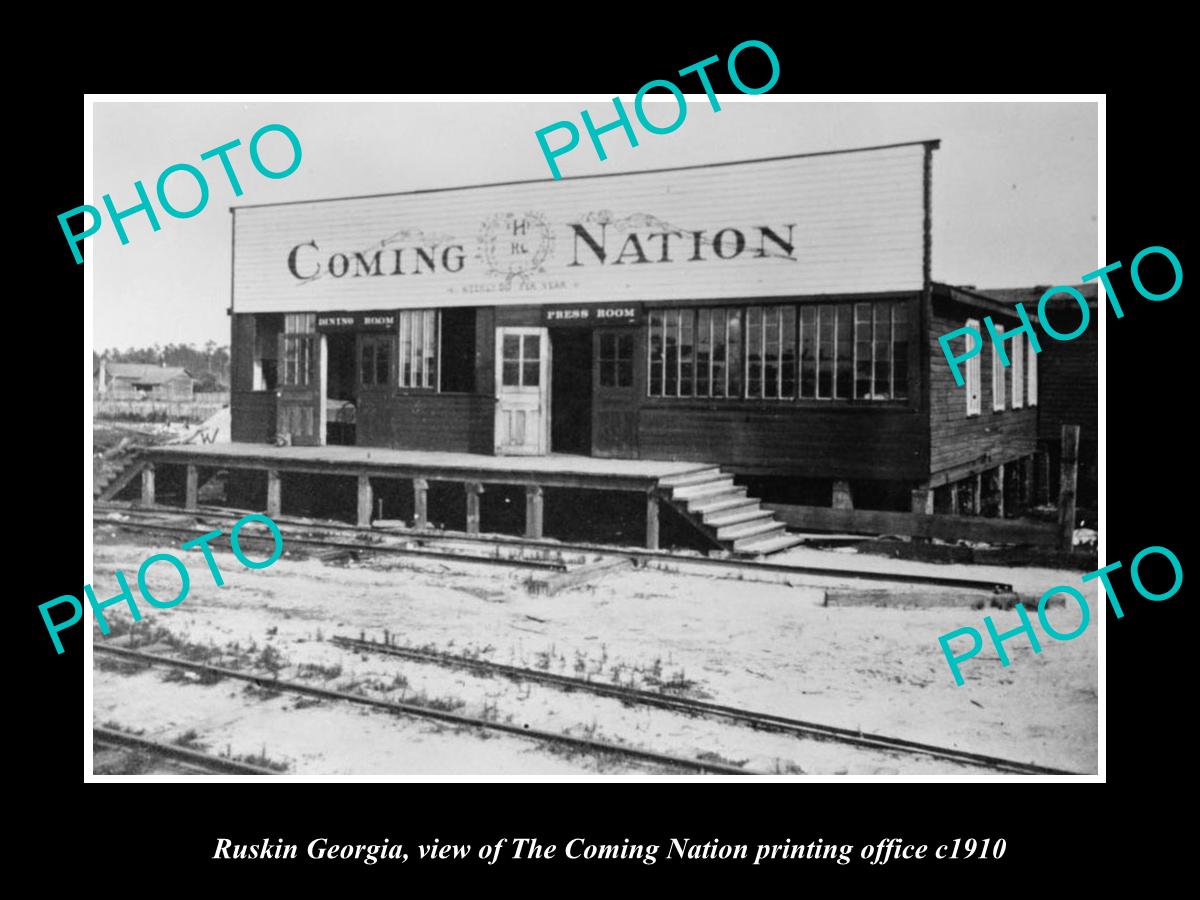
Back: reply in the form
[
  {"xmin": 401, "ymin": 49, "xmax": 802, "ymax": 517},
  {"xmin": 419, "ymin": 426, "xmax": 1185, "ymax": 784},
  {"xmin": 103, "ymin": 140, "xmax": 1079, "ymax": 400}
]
[
  {"xmin": 1036, "ymin": 312, "xmax": 1098, "ymax": 447},
  {"xmin": 929, "ymin": 303, "xmax": 1037, "ymax": 479},
  {"xmin": 231, "ymin": 392, "xmax": 276, "ymax": 443},
  {"xmin": 357, "ymin": 393, "xmax": 493, "ymax": 454}
]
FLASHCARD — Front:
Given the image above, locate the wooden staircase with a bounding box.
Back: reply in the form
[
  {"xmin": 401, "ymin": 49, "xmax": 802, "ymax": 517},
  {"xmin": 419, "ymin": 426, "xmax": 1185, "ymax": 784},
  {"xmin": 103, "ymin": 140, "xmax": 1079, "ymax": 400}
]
[
  {"xmin": 659, "ymin": 467, "xmax": 804, "ymax": 556},
  {"xmin": 95, "ymin": 446, "xmax": 145, "ymax": 500}
]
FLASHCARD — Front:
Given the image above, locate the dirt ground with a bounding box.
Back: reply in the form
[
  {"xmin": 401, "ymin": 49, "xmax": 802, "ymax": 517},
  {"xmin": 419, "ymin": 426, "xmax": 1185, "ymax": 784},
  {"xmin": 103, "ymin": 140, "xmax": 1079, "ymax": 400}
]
[{"xmin": 90, "ymin": 528, "xmax": 1098, "ymax": 776}]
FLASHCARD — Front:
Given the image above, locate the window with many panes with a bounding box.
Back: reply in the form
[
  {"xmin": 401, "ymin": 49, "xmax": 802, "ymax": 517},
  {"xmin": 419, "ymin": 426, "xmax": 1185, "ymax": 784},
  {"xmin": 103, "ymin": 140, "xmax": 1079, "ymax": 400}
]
[
  {"xmin": 501, "ymin": 332, "xmax": 541, "ymax": 387},
  {"xmin": 598, "ymin": 332, "xmax": 634, "ymax": 388},
  {"xmin": 359, "ymin": 334, "xmax": 392, "ymax": 387},
  {"xmin": 648, "ymin": 300, "xmax": 909, "ymax": 401},
  {"xmin": 282, "ymin": 313, "xmax": 315, "ymax": 386},
  {"xmin": 399, "ymin": 310, "xmax": 438, "ymax": 389}
]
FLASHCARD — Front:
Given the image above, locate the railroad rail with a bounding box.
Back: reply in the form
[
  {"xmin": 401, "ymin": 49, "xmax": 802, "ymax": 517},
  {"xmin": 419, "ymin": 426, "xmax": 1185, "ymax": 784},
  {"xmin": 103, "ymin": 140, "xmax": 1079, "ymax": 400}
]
[
  {"xmin": 94, "ymin": 513, "xmax": 569, "ymax": 571},
  {"xmin": 94, "ymin": 645, "xmax": 752, "ymax": 776},
  {"xmin": 332, "ymin": 635, "xmax": 1075, "ymax": 776},
  {"xmin": 93, "ymin": 726, "xmax": 281, "ymax": 775},
  {"xmin": 94, "ymin": 502, "xmax": 1014, "ymax": 592}
]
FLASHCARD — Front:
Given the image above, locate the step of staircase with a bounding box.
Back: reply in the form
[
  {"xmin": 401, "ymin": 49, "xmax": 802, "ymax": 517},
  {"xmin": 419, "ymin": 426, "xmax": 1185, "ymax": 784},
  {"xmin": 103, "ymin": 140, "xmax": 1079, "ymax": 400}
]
[
  {"xmin": 671, "ymin": 476, "xmax": 735, "ymax": 500},
  {"xmin": 659, "ymin": 467, "xmax": 722, "ymax": 488},
  {"xmin": 701, "ymin": 502, "xmax": 764, "ymax": 527},
  {"xmin": 734, "ymin": 532, "xmax": 806, "ymax": 556},
  {"xmin": 732, "ymin": 522, "xmax": 788, "ymax": 551},
  {"xmin": 720, "ymin": 517, "xmax": 786, "ymax": 542},
  {"xmin": 686, "ymin": 488, "xmax": 748, "ymax": 513}
]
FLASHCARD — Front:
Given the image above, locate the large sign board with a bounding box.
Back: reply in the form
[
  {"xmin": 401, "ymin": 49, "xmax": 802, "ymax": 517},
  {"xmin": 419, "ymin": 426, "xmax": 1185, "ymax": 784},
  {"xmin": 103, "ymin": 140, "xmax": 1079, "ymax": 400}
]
[{"xmin": 232, "ymin": 143, "xmax": 930, "ymax": 313}]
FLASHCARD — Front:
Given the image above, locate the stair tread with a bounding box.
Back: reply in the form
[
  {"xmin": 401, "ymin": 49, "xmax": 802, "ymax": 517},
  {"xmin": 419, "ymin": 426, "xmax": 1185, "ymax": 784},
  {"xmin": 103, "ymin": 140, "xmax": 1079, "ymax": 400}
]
[
  {"xmin": 722, "ymin": 518, "xmax": 786, "ymax": 540},
  {"xmin": 735, "ymin": 533, "xmax": 804, "ymax": 555},
  {"xmin": 659, "ymin": 467, "xmax": 722, "ymax": 488},
  {"xmin": 702, "ymin": 505, "xmax": 765, "ymax": 526},
  {"xmin": 687, "ymin": 490, "xmax": 748, "ymax": 512},
  {"xmin": 672, "ymin": 477, "xmax": 735, "ymax": 499}
]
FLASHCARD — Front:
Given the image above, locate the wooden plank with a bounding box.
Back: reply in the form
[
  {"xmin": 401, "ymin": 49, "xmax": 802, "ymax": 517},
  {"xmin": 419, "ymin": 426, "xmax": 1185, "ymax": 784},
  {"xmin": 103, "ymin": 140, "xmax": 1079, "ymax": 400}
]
[
  {"xmin": 824, "ymin": 589, "xmax": 1021, "ymax": 609},
  {"xmin": 356, "ymin": 474, "xmax": 373, "ymax": 528},
  {"xmin": 910, "ymin": 487, "xmax": 933, "ymax": 515},
  {"xmin": 1058, "ymin": 424, "xmax": 1080, "ymax": 552},
  {"xmin": 763, "ymin": 503, "xmax": 1059, "ymax": 546},
  {"xmin": 139, "ymin": 464, "xmax": 155, "ymax": 507},
  {"xmin": 527, "ymin": 557, "xmax": 633, "ymax": 597},
  {"xmin": 185, "ymin": 464, "xmax": 199, "ymax": 510},
  {"xmin": 98, "ymin": 459, "xmax": 146, "ymax": 502},
  {"xmin": 524, "ymin": 485, "xmax": 544, "ymax": 539}
]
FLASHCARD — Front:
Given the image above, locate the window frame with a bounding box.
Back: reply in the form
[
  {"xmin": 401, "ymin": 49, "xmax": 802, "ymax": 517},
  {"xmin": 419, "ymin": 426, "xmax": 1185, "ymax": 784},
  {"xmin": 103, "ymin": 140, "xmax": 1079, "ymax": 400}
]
[
  {"xmin": 1027, "ymin": 336, "xmax": 1038, "ymax": 406},
  {"xmin": 645, "ymin": 298, "xmax": 913, "ymax": 405},
  {"xmin": 992, "ymin": 324, "xmax": 1006, "ymax": 412},
  {"xmin": 397, "ymin": 309, "xmax": 439, "ymax": 391},
  {"xmin": 965, "ymin": 317, "xmax": 982, "ymax": 417},
  {"xmin": 1011, "ymin": 334, "xmax": 1025, "ymax": 409}
]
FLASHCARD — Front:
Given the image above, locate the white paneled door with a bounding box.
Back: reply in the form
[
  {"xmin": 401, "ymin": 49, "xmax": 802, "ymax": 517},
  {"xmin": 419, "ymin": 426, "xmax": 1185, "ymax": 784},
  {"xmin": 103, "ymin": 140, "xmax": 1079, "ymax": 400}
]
[{"xmin": 494, "ymin": 327, "xmax": 550, "ymax": 455}]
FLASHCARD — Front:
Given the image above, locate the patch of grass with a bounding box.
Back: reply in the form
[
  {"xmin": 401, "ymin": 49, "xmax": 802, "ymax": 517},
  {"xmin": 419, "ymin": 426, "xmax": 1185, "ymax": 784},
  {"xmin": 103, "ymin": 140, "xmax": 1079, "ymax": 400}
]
[
  {"xmin": 95, "ymin": 749, "xmax": 156, "ymax": 775},
  {"xmin": 296, "ymin": 661, "xmax": 343, "ymax": 680},
  {"xmin": 174, "ymin": 729, "xmax": 206, "ymax": 751}
]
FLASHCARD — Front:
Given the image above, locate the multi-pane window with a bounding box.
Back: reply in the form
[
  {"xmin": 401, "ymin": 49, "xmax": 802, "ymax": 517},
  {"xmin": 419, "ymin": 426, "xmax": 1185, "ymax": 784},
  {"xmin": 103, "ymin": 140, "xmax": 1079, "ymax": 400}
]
[
  {"xmin": 1011, "ymin": 336, "xmax": 1025, "ymax": 409},
  {"xmin": 992, "ymin": 325, "xmax": 1006, "ymax": 411},
  {"xmin": 650, "ymin": 308, "xmax": 743, "ymax": 398},
  {"xmin": 282, "ymin": 313, "xmax": 315, "ymax": 386},
  {"xmin": 964, "ymin": 318, "xmax": 981, "ymax": 416},
  {"xmin": 399, "ymin": 310, "xmax": 438, "ymax": 389},
  {"xmin": 501, "ymin": 332, "xmax": 541, "ymax": 387},
  {"xmin": 648, "ymin": 300, "xmax": 909, "ymax": 401},
  {"xmin": 1027, "ymin": 336, "xmax": 1038, "ymax": 406},
  {"xmin": 598, "ymin": 333, "xmax": 634, "ymax": 388},
  {"xmin": 359, "ymin": 334, "xmax": 392, "ymax": 387},
  {"xmin": 746, "ymin": 305, "xmax": 797, "ymax": 399}
]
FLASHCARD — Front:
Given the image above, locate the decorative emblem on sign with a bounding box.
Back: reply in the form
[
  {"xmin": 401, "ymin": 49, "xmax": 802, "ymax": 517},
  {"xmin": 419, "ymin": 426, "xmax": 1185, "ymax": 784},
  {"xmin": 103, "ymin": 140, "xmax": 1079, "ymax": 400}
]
[{"xmin": 478, "ymin": 212, "xmax": 554, "ymax": 285}]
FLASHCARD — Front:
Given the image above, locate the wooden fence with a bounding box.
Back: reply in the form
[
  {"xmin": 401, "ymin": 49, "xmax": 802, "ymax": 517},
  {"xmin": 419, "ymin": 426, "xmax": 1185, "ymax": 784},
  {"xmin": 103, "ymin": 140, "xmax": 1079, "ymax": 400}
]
[{"xmin": 94, "ymin": 392, "xmax": 229, "ymax": 423}]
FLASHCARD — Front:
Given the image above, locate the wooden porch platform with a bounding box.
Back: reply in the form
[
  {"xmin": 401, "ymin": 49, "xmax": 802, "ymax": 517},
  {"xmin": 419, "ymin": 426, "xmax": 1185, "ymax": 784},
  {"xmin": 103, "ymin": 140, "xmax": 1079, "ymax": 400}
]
[
  {"xmin": 134, "ymin": 443, "xmax": 717, "ymax": 550},
  {"xmin": 144, "ymin": 443, "xmax": 707, "ymax": 490}
]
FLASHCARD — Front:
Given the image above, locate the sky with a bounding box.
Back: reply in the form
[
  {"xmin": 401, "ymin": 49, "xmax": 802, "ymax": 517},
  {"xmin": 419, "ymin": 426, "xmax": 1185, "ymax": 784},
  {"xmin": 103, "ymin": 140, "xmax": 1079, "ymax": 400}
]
[{"xmin": 91, "ymin": 99, "xmax": 1098, "ymax": 351}]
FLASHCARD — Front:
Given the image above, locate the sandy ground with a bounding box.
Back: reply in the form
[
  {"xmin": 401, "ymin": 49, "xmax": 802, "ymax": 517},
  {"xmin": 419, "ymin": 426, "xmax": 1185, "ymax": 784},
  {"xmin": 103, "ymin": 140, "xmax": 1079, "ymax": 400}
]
[{"xmin": 90, "ymin": 531, "xmax": 1098, "ymax": 775}]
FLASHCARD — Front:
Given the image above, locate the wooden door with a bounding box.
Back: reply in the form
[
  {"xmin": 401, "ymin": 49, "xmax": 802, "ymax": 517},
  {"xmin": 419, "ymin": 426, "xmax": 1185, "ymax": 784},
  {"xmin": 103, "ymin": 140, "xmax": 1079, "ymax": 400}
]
[
  {"xmin": 276, "ymin": 315, "xmax": 324, "ymax": 446},
  {"xmin": 494, "ymin": 327, "xmax": 550, "ymax": 455},
  {"xmin": 592, "ymin": 329, "xmax": 638, "ymax": 458}
]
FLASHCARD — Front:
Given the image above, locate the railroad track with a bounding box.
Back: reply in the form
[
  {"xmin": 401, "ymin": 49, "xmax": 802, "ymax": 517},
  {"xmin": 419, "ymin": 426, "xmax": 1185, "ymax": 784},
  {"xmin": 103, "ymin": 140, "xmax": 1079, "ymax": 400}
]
[
  {"xmin": 331, "ymin": 634, "xmax": 1075, "ymax": 776},
  {"xmin": 93, "ymin": 726, "xmax": 281, "ymax": 775},
  {"xmin": 94, "ymin": 512, "xmax": 570, "ymax": 571},
  {"xmin": 94, "ymin": 644, "xmax": 752, "ymax": 776},
  {"xmin": 94, "ymin": 502, "xmax": 1013, "ymax": 592}
]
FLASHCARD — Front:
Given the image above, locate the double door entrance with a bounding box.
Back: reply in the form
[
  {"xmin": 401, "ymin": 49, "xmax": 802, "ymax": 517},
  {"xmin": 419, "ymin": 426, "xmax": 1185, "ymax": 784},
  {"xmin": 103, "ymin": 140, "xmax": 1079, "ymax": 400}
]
[{"xmin": 494, "ymin": 325, "xmax": 638, "ymax": 458}]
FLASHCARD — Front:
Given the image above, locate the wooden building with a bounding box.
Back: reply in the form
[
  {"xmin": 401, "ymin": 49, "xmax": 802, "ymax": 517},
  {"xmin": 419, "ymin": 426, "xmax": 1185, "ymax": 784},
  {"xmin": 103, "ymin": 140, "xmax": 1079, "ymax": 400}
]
[
  {"xmin": 982, "ymin": 284, "xmax": 1098, "ymax": 516},
  {"xmin": 219, "ymin": 141, "xmax": 1041, "ymax": 548},
  {"xmin": 96, "ymin": 361, "xmax": 195, "ymax": 401}
]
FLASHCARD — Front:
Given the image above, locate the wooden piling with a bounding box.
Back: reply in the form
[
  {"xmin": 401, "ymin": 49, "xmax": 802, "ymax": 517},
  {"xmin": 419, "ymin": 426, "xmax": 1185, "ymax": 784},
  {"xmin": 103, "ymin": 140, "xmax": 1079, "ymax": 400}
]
[
  {"xmin": 139, "ymin": 463, "xmax": 156, "ymax": 507},
  {"xmin": 646, "ymin": 490, "xmax": 660, "ymax": 551},
  {"xmin": 266, "ymin": 469, "xmax": 281, "ymax": 518},
  {"xmin": 465, "ymin": 481, "xmax": 484, "ymax": 534},
  {"xmin": 184, "ymin": 464, "xmax": 198, "ymax": 510},
  {"xmin": 356, "ymin": 474, "xmax": 373, "ymax": 527},
  {"xmin": 1058, "ymin": 425, "xmax": 1080, "ymax": 552},
  {"xmin": 413, "ymin": 478, "xmax": 428, "ymax": 530},
  {"xmin": 525, "ymin": 484, "xmax": 544, "ymax": 539}
]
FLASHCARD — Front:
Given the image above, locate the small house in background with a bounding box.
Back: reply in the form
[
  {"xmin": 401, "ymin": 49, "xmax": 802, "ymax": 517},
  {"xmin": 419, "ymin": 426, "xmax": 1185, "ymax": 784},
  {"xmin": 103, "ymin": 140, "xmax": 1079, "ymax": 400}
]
[
  {"xmin": 980, "ymin": 284, "xmax": 1099, "ymax": 518},
  {"xmin": 96, "ymin": 361, "xmax": 196, "ymax": 401}
]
